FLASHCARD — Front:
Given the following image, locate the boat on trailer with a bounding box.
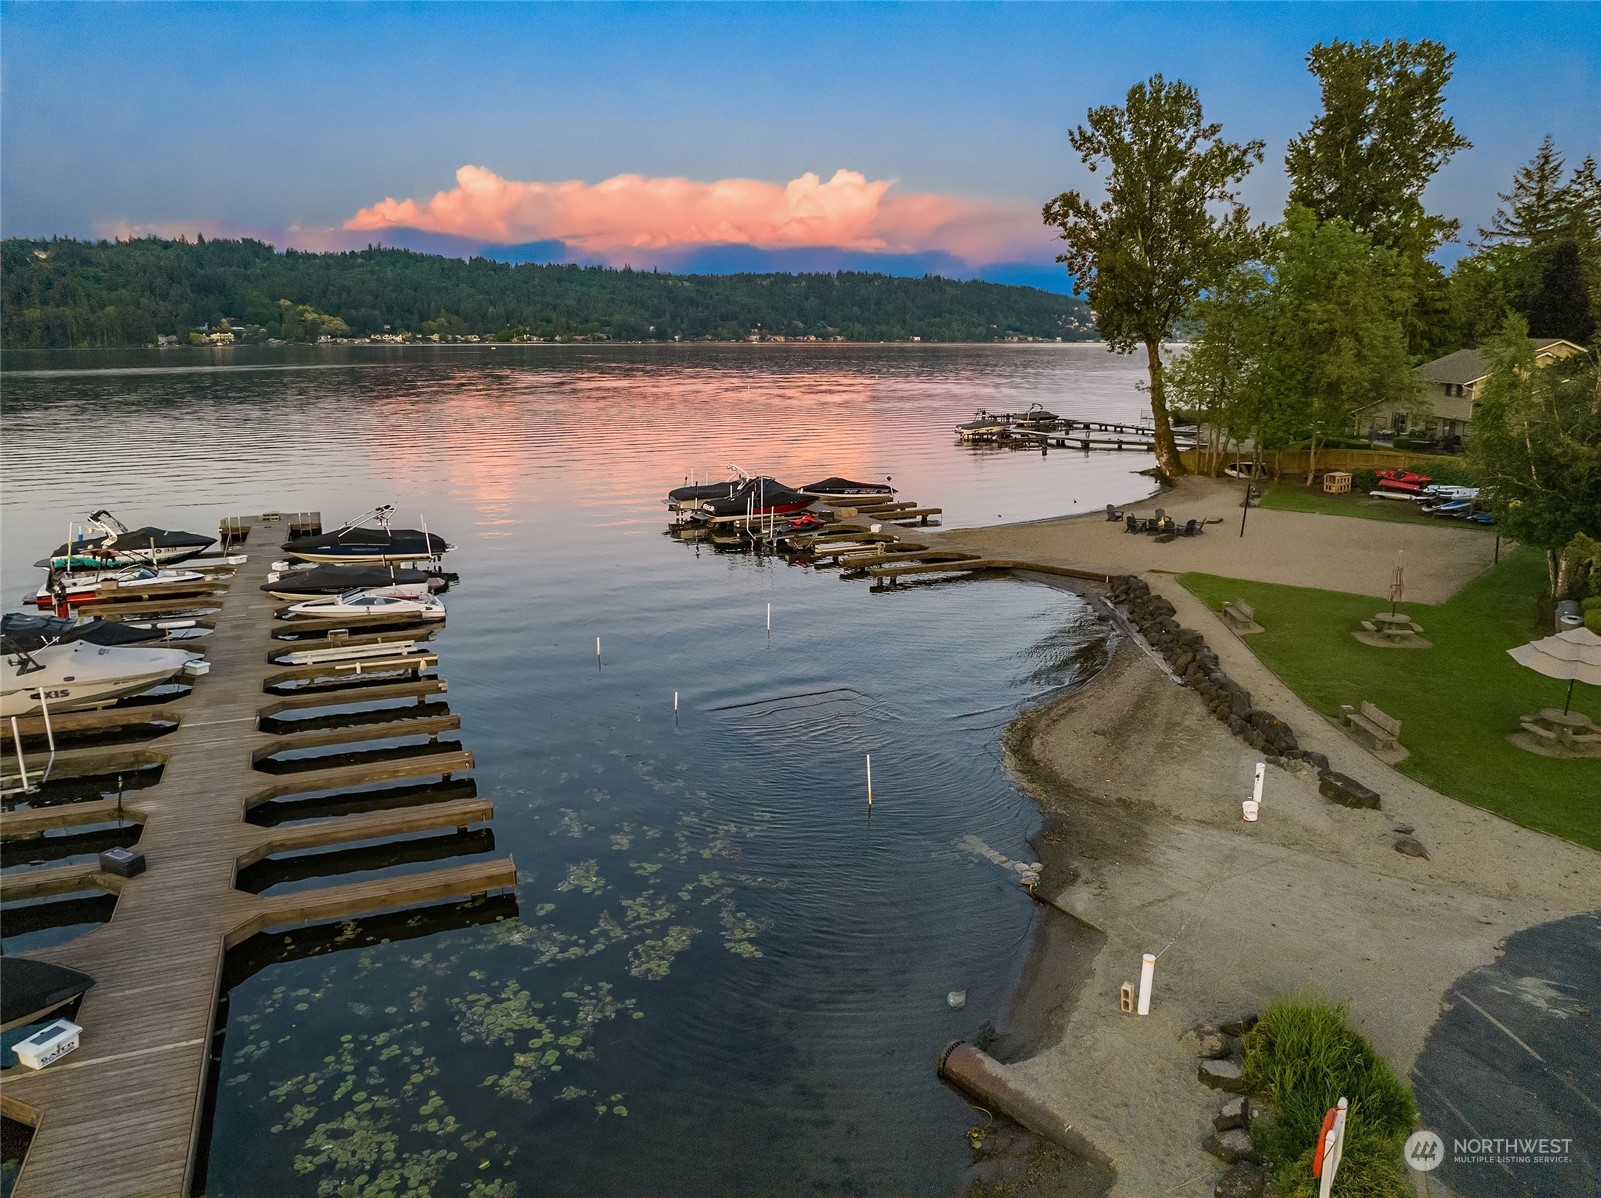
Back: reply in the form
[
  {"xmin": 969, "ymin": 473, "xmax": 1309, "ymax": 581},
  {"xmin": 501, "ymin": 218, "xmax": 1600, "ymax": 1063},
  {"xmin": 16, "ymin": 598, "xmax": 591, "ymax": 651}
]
[{"xmin": 280, "ymin": 506, "xmax": 452, "ymax": 564}]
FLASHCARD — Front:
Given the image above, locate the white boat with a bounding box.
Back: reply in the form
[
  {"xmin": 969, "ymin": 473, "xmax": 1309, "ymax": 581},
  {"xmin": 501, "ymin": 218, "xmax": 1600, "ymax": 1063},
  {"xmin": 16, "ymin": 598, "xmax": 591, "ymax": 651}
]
[
  {"xmin": 1, "ymin": 638, "xmax": 202, "ymax": 717},
  {"xmin": 1222, "ymin": 462, "xmax": 1269, "ymax": 479},
  {"xmin": 31, "ymin": 566, "xmax": 210, "ymax": 608},
  {"xmin": 1368, "ymin": 490, "xmax": 1417, "ymax": 502},
  {"xmin": 955, "ymin": 410, "xmax": 1009, "ymax": 440},
  {"xmin": 284, "ymin": 588, "xmax": 446, "ymax": 620}
]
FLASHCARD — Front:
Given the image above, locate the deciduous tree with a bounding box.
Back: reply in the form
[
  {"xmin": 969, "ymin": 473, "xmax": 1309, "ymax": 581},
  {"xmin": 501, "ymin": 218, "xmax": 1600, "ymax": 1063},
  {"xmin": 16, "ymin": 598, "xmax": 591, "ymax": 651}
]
[{"xmin": 1043, "ymin": 74, "xmax": 1264, "ymax": 479}]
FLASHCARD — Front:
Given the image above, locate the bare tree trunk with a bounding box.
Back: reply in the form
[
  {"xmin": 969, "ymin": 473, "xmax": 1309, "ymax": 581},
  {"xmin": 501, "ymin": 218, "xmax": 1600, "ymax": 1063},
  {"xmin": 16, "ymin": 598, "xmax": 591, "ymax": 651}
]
[
  {"xmin": 1548, "ymin": 549, "xmax": 1560, "ymax": 599},
  {"xmin": 1144, "ymin": 340, "xmax": 1187, "ymax": 480},
  {"xmin": 1304, "ymin": 437, "xmax": 1319, "ymax": 488}
]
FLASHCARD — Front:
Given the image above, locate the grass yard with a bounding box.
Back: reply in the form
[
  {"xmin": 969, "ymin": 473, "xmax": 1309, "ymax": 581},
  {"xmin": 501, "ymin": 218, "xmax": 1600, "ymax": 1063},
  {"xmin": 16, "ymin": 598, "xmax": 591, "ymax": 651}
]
[
  {"xmin": 1181, "ymin": 547, "xmax": 1601, "ymax": 850},
  {"xmin": 1256, "ymin": 485, "xmax": 1494, "ymax": 530}
]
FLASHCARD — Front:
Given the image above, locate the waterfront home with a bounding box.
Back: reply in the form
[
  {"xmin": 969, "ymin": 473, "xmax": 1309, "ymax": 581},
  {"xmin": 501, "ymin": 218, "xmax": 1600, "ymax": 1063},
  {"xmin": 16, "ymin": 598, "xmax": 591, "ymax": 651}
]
[{"xmin": 1356, "ymin": 337, "xmax": 1584, "ymax": 444}]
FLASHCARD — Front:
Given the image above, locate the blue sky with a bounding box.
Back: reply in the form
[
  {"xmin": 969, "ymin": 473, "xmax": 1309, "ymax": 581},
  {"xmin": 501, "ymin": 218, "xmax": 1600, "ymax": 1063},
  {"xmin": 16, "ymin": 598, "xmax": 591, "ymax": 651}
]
[{"xmin": 3, "ymin": 2, "xmax": 1596, "ymax": 290}]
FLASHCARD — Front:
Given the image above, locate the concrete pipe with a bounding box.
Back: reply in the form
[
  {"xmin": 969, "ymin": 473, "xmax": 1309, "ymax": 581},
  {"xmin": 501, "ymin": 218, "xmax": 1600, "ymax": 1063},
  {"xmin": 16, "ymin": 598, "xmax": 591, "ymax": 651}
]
[{"xmin": 937, "ymin": 1040, "xmax": 1106, "ymax": 1164}]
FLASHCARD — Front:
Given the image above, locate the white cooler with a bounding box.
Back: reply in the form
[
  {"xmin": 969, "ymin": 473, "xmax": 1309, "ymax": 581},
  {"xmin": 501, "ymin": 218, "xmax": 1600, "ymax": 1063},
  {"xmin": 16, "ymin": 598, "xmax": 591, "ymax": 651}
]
[{"xmin": 13, "ymin": 1019, "xmax": 82, "ymax": 1070}]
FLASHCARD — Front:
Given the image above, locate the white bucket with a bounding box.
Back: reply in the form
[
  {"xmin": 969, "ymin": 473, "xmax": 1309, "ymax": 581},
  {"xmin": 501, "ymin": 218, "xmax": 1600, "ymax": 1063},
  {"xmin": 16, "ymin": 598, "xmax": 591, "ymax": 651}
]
[{"xmin": 1242, "ymin": 799, "xmax": 1259, "ymax": 822}]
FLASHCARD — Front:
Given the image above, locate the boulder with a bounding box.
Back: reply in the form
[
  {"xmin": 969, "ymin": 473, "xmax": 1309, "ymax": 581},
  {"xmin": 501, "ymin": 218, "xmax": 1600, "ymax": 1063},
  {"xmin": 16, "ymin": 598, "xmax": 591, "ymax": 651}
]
[
  {"xmin": 1219, "ymin": 1013, "xmax": 1258, "ymax": 1036},
  {"xmin": 1213, "ymin": 1095, "xmax": 1247, "ymax": 1132},
  {"xmin": 1182, "ymin": 1023, "xmax": 1232, "ymax": 1060},
  {"xmin": 1393, "ymin": 835, "xmax": 1430, "ymax": 860},
  {"xmin": 1214, "ymin": 1161, "xmax": 1266, "ymax": 1198},
  {"xmin": 1203, "ymin": 1128, "xmax": 1259, "ymax": 1164},
  {"xmin": 1292, "ymin": 748, "xmax": 1330, "ymax": 773},
  {"xmin": 1198, "ymin": 1059, "xmax": 1247, "ymax": 1092},
  {"xmin": 1319, "ymin": 772, "xmax": 1381, "ymax": 810}
]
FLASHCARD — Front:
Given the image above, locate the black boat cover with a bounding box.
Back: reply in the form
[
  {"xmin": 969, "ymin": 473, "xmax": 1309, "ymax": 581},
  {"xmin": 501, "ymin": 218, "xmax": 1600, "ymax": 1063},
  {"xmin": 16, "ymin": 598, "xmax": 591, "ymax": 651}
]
[
  {"xmin": 1, "ymin": 612, "xmax": 165, "ymax": 652},
  {"xmin": 47, "ymin": 526, "xmax": 216, "ymax": 560},
  {"xmin": 262, "ymin": 565, "xmax": 444, "ymax": 595},
  {"xmin": 798, "ymin": 477, "xmax": 894, "ymax": 495},
  {"xmin": 669, "ymin": 476, "xmax": 790, "ymax": 503},
  {"xmin": 1, "ymin": 958, "xmax": 94, "ymax": 1031},
  {"xmin": 698, "ymin": 478, "xmax": 817, "ymax": 518},
  {"xmin": 281, "ymin": 528, "xmax": 447, "ymax": 555}
]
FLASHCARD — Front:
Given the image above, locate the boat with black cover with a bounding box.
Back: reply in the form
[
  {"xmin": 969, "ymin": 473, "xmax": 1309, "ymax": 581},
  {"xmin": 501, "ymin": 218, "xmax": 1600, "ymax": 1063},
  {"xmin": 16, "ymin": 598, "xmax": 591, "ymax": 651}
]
[
  {"xmin": 691, "ymin": 478, "xmax": 816, "ymax": 520},
  {"xmin": 280, "ymin": 505, "xmax": 451, "ymax": 564},
  {"xmin": 42, "ymin": 510, "xmax": 216, "ymax": 569},
  {"xmin": 796, "ymin": 477, "xmax": 895, "ymax": 497},
  {"xmin": 1, "ymin": 612, "xmax": 166, "ymax": 650},
  {"xmin": 262, "ymin": 563, "xmax": 448, "ymax": 599},
  {"xmin": 1, "ymin": 959, "xmax": 95, "ymax": 1032}
]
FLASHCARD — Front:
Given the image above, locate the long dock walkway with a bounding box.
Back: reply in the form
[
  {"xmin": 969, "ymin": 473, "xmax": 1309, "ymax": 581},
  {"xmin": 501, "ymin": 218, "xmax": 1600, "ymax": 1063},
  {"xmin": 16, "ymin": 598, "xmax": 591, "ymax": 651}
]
[{"xmin": 1, "ymin": 518, "xmax": 516, "ymax": 1198}]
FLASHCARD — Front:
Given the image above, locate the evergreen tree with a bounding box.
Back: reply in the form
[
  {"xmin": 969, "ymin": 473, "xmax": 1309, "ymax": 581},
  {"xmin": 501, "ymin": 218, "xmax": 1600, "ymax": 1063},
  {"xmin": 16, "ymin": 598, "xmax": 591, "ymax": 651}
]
[
  {"xmin": 1480, "ymin": 135, "xmax": 1568, "ymax": 245},
  {"xmin": 1525, "ymin": 239, "xmax": 1596, "ymax": 344}
]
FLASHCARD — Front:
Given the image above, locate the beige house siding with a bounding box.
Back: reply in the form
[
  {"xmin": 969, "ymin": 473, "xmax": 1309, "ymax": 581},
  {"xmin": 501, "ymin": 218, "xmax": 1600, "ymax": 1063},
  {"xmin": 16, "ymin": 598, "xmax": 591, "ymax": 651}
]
[{"xmin": 1355, "ymin": 338, "xmax": 1584, "ymax": 442}]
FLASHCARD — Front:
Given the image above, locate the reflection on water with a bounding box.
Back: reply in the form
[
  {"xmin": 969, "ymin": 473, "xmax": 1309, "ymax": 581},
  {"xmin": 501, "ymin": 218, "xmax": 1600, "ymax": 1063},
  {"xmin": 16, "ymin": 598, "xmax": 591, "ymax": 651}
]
[{"xmin": 0, "ymin": 346, "xmax": 1141, "ymax": 1196}]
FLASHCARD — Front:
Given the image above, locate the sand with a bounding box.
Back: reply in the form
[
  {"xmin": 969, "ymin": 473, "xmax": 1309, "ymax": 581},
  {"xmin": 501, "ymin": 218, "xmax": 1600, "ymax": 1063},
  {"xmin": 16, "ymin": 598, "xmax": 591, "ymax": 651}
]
[
  {"xmin": 943, "ymin": 475, "xmax": 1496, "ymax": 603},
  {"xmin": 934, "ymin": 488, "xmax": 1601, "ymax": 1196}
]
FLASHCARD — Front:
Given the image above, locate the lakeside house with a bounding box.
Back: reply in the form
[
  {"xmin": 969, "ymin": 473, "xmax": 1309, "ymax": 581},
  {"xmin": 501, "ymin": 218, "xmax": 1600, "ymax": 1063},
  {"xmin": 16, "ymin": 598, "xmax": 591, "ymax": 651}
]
[{"xmin": 1356, "ymin": 337, "xmax": 1584, "ymax": 444}]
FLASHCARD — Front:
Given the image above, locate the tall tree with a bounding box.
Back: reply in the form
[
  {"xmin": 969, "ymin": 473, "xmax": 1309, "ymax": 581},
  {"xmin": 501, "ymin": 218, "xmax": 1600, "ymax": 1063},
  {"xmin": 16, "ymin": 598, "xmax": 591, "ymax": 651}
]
[
  {"xmin": 1166, "ymin": 268, "xmax": 1265, "ymax": 475},
  {"xmin": 1525, "ymin": 239, "xmax": 1596, "ymax": 344},
  {"xmin": 1043, "ymin": 74, "xmax": 1264, "ymax": 479},
  {"xmin": 1286, "ymin": 39, "xmax": 1471, "ymax": 251},
  {"xmin": 1468, "ymin": 314, "xmax": 1601, "ymax": 598},
  {"xmin": 1480, "ymin": 135, "xmax": 1568, "ymax": 245},
  {"xmin": 1254, "ymin": 208, "xmax": 1418, "ymax": 482}
]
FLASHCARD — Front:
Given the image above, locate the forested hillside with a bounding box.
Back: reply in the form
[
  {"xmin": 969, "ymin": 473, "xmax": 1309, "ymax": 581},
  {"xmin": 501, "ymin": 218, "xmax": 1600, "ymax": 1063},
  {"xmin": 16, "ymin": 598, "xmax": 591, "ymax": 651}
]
[{"xmin": 0, "ymin": 237, "xmax": 1094, "ymax": 347}]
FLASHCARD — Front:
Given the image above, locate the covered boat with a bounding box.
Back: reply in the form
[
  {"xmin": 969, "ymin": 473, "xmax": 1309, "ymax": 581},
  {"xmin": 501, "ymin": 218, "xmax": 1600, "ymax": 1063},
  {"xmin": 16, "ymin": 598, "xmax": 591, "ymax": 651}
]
[
  {"xmin": 2, "ymin": 636, "xmax": 202, "ymax": 717},
  {"xmin": 31, "ymin": 565, "xmax": 209, "ymax": 608},
  {"xmin": 1010, "ymin": 402, "xmax": 1060, "ymax": 428},
  {"xmin": 281, "ymin": 506, "xmax": 451, "ymax": 564},
  {"xmin": 955, "ymin": 410, "xmax": 1009, "ymax": 440},
  {"xmin": 43, "ymin": 510, "xmax": 215, "ymax": 568},
  {"xmin": 1, "ymin": 612, "xmax": 166, "ymax": 650},
  {"xmin": 692, "ymin": 478, "xmax": 816, "ymax": 521},
  {"xmin": 796, "ymin": 477, "xmax": 895, "ymax": 497},
  {"xmin": 263, "ymin": 564, "xmax": 446, "ymax": 599},
  {"xmin": 1, "ymin": 959, "xmax": 94, "ymax": 1032},
  {"xmin": 284, "ymin": 588, "xmax": 446, "ymax": 621}
]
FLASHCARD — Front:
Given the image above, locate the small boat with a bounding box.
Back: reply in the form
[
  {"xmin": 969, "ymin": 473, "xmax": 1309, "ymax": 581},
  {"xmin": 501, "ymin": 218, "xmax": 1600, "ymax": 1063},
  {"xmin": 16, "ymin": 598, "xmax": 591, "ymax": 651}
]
[
  {"xmin": 1223, "ymin": 462, "xmax": 1269, "ymax": 479},
  {"xmin": 692, "ymin": 478, "xmax": 816, "ymax": 521},
  {"xmin": 262, "ymin": 564, "xmax": 446, "ymax": 599},
  {"xmin": 796, "ymin": 477, "xmax": 896, "ymax": 498},
  {"xmin": 280, "ymin": 506, "xmax": 451, "ymax": 564},
  {"xmin": 1368, "ymin": 490, "xmax": 1417, "ymax": 502},
  {"xmin": 1, "ymin": 612, "xmax": 167, "ymax": 650},
  {"xmin": 31, "ymin": 566, "xmax": 209, "ymax": 608},
  {"xmin": 955, "ymin": 410, "xmax": 1009, "ymax": 440},
  {"xmin": 1375, "ymin": 469, "xmax": 1432, "ymax": 487},
  {"xmin": 284, "ymin": 588, "xmax": 447, "ymax": 620},
  {"xmin": 666, "ymin": 466, "xmax": 770, "ymax": 510},
  {"xmin": 1416, "ymin": 485, "xmax": 1479, "ymax": 502},
  {"xmin": 2, "ymin": 637, "xmax": 202, "ymax": 717},
  {"xmin": 1375, "ymin": 479, "xmax": 1426, "ymax": 495},
  {"xmin": 2, "ymin": 959, "xmax": 95, "ymax": 1032},
  {"xmin": 42, "ymin": 510, "xmax": 216, "ymax": 568},
  {"xmin": 1009, "ymin": 402, "xmax": 1060, "ymax": 428}
]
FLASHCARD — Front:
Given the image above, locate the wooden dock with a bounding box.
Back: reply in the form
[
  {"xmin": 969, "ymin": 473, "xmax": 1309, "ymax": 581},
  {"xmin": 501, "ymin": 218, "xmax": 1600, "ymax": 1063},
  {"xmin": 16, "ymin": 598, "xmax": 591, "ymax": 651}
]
[{"xmin": 1, "ymin": 514, "xmax": 515, "ymax": 1198}]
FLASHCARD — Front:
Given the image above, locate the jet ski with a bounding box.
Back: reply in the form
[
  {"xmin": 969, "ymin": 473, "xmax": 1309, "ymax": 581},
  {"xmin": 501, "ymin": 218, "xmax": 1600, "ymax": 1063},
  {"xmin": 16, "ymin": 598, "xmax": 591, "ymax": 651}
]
[{"xmin": 280, "ymin": 506, "xmax": 451, "ymax": 564}]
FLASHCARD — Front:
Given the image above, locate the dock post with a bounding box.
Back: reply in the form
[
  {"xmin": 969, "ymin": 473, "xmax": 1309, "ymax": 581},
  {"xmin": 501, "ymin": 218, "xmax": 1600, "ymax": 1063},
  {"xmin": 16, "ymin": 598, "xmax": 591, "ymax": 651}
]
[
  {"xmin": 866, "ymin": 754, "xmax": 873, "ymax": 809},
  {"xmin": 1137, "ymin": 952, "xmax": 1156, "ymax": 1015}
]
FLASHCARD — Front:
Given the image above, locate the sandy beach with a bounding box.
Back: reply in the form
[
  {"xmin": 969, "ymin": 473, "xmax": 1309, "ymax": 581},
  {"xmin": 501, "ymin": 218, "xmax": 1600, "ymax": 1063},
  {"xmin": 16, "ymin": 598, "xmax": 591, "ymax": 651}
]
[{"xmin": 945, "ymin": 487, "xmax": 1601, "ymax": 1196}]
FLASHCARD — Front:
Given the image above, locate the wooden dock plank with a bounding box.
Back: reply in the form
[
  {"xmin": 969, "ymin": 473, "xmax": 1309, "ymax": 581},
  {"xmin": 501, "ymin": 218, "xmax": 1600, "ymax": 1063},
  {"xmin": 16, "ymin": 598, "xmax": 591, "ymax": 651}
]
[{"xmin": 2, "ymin": 527, "xmax": 505, "ymax": 1198}]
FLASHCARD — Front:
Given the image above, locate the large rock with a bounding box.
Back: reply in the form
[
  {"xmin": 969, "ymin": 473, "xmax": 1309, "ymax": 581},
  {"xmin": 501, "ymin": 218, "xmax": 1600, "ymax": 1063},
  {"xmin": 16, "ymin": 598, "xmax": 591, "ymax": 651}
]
[
  {"xmin": 1214, "ymin": 1161, "xmax": 1266, "ymax": 1198},
  {"xmin": 1213, "ymin": 1095, "xmax": 1247, "ymax": 1132},
  {"xmin": 1198, "ymin": 1059, "xmax": 1248, "ymax": 1092},
  {"xmin": 1182, "ymin": 1023, "xmax": 1232, "ymax": 1060},
  {"xmin": 1203, "ymin": 1128, "xmax": 1259, "ymax": 1164},
  {"xmin": 1319, "ymin": 772, "xmax": 1381, "ymax": 810},
  {"xmin": 1219, "ymin": 1013, "xmax": 1258, "ymax": 1037}
]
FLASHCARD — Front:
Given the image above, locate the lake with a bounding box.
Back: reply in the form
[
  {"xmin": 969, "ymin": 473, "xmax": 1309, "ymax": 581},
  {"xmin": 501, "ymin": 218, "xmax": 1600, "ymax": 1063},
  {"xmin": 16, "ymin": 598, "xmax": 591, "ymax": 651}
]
[{"xmin": 0, "ymin": 344, "xmax": 1152, "ymax": 1197}]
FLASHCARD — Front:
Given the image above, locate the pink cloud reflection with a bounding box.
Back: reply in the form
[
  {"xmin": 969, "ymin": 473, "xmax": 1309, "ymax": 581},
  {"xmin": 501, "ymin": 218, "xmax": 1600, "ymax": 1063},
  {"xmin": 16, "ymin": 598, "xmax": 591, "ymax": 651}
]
[{"xmin": 344, "ymin": 165, "xmax": 1042, "ymax": 263}]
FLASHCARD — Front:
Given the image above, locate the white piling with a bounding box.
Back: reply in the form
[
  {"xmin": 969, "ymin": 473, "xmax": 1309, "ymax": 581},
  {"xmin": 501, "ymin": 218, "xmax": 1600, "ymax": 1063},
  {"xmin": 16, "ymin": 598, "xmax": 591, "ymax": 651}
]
[
  {"xmin": 1252, "ymin": 761, "xmax": 1266, "ymax": 805},
  {"xmin": 866, "ymin": 754, "xmax": 873, "ymax": 809},
  {"xmin": 596, "ymin": 636, "xmax": 602, "ymax": 667},
  {"xmin": 10, "ymin": 717, "xmax": 29, "ymax": 791},
  {"xmin": 766, "ymin": 603, "xmax": 771, "ymax": 632},
  {"xmin": 1136, "ymin": 952, "xmax": 1156, "ymax": 1015},
  {"xmin": 674, "ymin": 691, "xmax": 679, "ymax": 713}
]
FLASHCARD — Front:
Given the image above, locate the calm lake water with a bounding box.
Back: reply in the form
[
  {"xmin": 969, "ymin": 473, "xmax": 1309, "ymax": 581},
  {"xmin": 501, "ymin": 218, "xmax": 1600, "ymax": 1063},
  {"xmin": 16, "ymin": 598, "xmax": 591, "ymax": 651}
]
[{"xmin": 1, "ymin": 344, "xmax": 1151, "ymax": 1197}]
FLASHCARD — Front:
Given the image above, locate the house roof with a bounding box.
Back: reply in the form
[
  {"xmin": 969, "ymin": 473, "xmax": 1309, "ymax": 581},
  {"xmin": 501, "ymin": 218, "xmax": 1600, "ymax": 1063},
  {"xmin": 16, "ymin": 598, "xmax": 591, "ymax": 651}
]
[{"xmin": 1418, "ymin": 338, "xmax": 1580, "ymax": 387}]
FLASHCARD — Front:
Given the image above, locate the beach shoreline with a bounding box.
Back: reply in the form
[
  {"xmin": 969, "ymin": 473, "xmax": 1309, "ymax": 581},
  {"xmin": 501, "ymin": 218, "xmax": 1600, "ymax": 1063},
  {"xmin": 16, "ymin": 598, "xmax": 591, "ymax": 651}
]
[{"xmin": 950, "ymin": 503, "xmax": 1601, "ymax": 1196}]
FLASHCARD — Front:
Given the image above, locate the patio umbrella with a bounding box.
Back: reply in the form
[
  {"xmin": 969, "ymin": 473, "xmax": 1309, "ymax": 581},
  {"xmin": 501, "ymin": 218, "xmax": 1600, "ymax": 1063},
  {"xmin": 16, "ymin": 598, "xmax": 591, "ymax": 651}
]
[
  {"xmin": 1507, "ymin": 627, "xmax": 1601, "ymax": 715},
  {"xmin": 1388, "ymin": 552, "xmax": 1405, "ymax": 616}
]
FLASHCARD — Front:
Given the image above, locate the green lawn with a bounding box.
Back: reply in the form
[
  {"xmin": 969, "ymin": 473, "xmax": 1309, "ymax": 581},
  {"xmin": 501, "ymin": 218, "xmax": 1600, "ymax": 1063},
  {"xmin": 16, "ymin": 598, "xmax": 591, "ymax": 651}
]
[
  {"xmin": 1181, "ymin": 548, "xmax": 1601, "ymax": 849},
  {"xmin": 1256, "ymin": 485, "xmax": 1494, "ymax": 529}
]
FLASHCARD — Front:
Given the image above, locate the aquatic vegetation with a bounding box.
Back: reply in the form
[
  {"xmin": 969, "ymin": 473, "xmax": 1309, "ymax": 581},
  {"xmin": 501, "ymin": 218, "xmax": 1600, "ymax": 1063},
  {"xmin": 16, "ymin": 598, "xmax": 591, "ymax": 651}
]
[
  {"xmin": 450, "ymin": 982, "xmax": 550, "ymax": 1046},
  {"xmin": 719, "ymin": 902, "xmax": 771, "ymax": 959},
  {"xmin": 627, "ymin": 926, "xmax": 699, "ymax": 980},
  {"xmin": 556, "ymin": 859, "xmax": 605, "ymax": 895},
  {"xmin": 619, "ymin": 891, "xmax": 675, "ymax": 929},
  {"xmin": 553, "ymin": 808, "xmax": 587, "ymax": 838}
]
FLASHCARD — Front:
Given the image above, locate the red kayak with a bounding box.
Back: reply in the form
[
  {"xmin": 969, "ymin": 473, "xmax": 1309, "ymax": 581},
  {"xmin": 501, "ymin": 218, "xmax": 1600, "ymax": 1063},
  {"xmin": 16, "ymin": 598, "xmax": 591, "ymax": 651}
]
[
  {"xmin": 1375, "ymin": 469, "xmax": 1432, "ymax": 486},
  {"xmin": 1376, "ymin": 479, "xmax": 1426, "ymax": 494}
]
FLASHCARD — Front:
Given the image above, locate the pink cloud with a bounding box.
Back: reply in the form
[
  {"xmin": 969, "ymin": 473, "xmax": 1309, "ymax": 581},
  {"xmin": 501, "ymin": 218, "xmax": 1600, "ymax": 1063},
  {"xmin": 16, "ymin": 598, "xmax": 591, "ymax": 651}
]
[{"xmin": 343, "ymin": 165, "xmax": 1044, "ymax": 263}]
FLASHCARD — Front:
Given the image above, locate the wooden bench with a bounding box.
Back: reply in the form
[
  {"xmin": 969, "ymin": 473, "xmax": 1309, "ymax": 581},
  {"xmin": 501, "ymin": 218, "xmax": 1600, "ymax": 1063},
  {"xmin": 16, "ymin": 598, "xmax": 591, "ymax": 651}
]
[
  {"xmin": 1340, "ymin": 701, "xmax": 1401, "ymax": 751},
  {"xmin": 1360, "ymin": 620, "xmax": 1378, "ymax": 633},
  {"xmin": 1221, "ymin": 599, "xmax": 1259, "ymax": 631}
]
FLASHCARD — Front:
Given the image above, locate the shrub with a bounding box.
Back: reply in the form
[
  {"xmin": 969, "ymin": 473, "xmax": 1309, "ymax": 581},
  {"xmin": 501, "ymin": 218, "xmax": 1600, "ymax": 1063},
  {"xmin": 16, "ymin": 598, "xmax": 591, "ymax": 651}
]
[
  {"xmin": 1351, "ymin": 469, "xmax": 1380, "ymax": 493},
  {"xmin": 1586, "ymin": 609, "xmax": 1601, "ymax": 634},
  {"xmin": 1240, "ymin": 998, "xmax": 1416, "ymax": 1198},
  {"xmin": 1582, "ymin": 596, "xmax": 1601, "ymax": 613}
]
